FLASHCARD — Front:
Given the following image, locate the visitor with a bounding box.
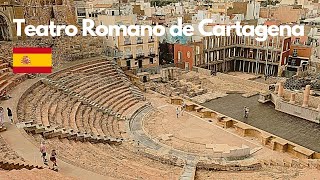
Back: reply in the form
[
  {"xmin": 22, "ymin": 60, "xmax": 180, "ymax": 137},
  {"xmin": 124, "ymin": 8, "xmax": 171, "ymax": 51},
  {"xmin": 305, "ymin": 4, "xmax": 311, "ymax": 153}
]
[
  {"xmin": 0, "ymin": 90, "xmax": 11, "ymax": 100},
  {"xmin": 244, "ymin": 106, "xmax": 249, "ymax": 118},
  {"xmin": 50, "ymin": 149, "xmax": 57, "ymax": 169},
  {"xmin": 181, "ymin": 101, "xmax": 186, "ymax": 116},
  {"xmin": 40, "ymin": 142, "xmax": 48, "ymax": 165},
  {"xmin": 0, "ymin": 107, "xmax": 4, "ymax": 127},
  {"xmin": 176, "ymin": 107, "xmax": 180, "ymax": 118},
  {"xmin": 7, "ymin": 108, "xmax": 13, "ymax": 124}
]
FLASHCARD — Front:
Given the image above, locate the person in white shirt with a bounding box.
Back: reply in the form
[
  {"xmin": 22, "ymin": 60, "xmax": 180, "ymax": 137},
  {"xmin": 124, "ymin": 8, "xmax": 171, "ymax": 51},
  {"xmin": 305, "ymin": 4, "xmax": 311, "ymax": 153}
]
[
  {"xmin": 244, "ymin": 106, "xmax": 249, "ymax": 118},
  {"xmin": 176, "ymin": 107, "xmax": 180, "ymax": 118}
]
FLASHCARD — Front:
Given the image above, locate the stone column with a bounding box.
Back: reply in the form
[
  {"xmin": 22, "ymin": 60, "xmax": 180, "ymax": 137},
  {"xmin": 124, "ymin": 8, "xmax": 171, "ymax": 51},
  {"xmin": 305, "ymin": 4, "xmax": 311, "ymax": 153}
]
[
  {"xmin": 289, "ymin": 93, "xmax": 296, "ymax": 104},
  {"xmin": 302, "ymin": 85, "xmax": 311, "ymax": 107},
  {"xmin": 277, "ymin": 82, "xmax": 284, "ymax": 97},
  {"xmin": 274, "ymin": 84, "xmax": 279, "ymax": 92}
]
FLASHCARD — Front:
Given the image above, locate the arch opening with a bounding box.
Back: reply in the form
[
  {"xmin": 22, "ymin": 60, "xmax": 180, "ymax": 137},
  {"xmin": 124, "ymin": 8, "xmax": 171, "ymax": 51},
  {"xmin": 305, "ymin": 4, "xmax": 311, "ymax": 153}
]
[{"xmin": 0, "ymin": 14, "xmax": 11, "ymax": 41}]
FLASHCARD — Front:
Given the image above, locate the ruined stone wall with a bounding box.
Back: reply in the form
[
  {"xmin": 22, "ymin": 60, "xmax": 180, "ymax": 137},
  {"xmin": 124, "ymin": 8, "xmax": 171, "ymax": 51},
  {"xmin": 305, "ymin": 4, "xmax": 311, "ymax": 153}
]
[
  {"xmin": 22, "ymin": 0, "xmax": 76, "ymax": 26},
  {"xmin": 216, "ymin": 73, "xmax": 269, "ymax": 93},
  {"xmin": 0, "ymin": 0, "xmax": 77, "ymax": 40},
  {"xmin": 0, "ymin": 35, "xmax": 104, "ymax": 68}
]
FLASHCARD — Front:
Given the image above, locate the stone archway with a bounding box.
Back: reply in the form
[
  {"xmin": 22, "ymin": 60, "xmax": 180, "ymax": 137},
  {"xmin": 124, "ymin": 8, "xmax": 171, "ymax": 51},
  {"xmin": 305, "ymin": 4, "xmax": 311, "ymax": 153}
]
[{"xmin": 0, "ymin": 14, "xmax": 11, "ymax": 41}]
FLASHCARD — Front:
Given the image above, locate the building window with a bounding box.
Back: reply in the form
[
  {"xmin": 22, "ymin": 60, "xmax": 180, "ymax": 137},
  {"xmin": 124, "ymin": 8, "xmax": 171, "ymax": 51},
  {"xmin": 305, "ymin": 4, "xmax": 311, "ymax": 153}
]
[
  {"xmin": 148, "ymin": 36, "xmax": 154, "ymax": 42},
  {"xmin": 178, "ymin": 51, "xmax": 182, "ymax": 62},
  {"xmin": 124, "ymin": 37, "xmax": 130, "ymax": 45},
  {"xmin": 150, "ymin": 58, "xmax": 154, "ymax": 64},
  {"xmin": 293, "ymin": 49, "xmax": 298, "ymax": 57},
  {"xmin": 137, "ymin": 47, "xmax": 143, "ymax": 54},
  {"xmin": 137, "ymin": 37, "xmax": 143, "ymax": 44},
  {"xmin": 149, "ymin": 47, "xmax": 154, "ymax": 52},
  {"xmin": 124, "ymin": 48, "xmax": 131, "ymax": 56}
]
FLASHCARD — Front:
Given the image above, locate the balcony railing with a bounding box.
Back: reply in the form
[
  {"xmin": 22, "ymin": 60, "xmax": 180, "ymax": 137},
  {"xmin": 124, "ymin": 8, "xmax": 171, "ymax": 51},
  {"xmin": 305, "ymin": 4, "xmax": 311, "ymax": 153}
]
[
  {"xmin": 137, "ymin": 39, "xmax": 143, "ymax": 44},
  {"xmin": 124, "ymin": 54, "xmax": 133, "ymax": 59},
  {"xmin": 149, "ymin": 52, "xmax": 156, "ymax": 57},
  {"xmin": 124, "ymin": 41, "xmax": 131, "ymax": 45},
  {"xmin": 136, "ymin": 52, "xmax": 144, "ymax": 58}
]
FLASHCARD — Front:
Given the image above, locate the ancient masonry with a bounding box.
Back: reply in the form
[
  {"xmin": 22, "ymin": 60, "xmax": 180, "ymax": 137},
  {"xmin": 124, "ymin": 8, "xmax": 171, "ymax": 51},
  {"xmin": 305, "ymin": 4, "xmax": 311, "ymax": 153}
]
[{"xmin": 201, "ymin": 34, "xmax": 291, "ymax": 77}]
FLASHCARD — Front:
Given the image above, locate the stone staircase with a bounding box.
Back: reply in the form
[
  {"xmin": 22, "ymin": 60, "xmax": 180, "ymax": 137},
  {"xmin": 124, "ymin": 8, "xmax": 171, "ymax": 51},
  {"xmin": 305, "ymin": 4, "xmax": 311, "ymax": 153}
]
[
  {"xmin": 16, "ymin": 121, "xmax": 122, "ymax": 145},
  {"xmin": 41, "ymin": 78, "xmax": 126, "ymax": 121},
  {"xmin": 179, "ymin": 159, "xmax": 198, "ymax": 180},
  {"xmin": 0, "ymin": 160, "xmax": 49, "ymax": 171},
  {"xmin": 129, "ymin": 86, "xmax": 145, "ymax": 101},
  {"xmin": 110, "ymin": 60, "xmax": 146, "ymax": 101}
]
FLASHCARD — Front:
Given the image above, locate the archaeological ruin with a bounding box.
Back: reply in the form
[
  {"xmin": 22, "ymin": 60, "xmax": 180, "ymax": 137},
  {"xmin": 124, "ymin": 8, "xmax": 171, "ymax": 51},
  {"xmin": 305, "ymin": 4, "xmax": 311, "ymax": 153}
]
[{"xmin": 0, "ymin": 0, "xmax": 320, "ymax": 179}]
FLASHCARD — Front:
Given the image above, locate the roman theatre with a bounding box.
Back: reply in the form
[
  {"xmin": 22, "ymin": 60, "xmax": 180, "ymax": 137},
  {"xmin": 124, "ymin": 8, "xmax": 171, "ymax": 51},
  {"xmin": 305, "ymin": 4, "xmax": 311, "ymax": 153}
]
[
  {"xmin": 0, "ymin": 54, "xmax": 319, "ymax": 179},
  {"xmin": 0, "ymin": 1, "xmax": 319, "ymax": 178}
]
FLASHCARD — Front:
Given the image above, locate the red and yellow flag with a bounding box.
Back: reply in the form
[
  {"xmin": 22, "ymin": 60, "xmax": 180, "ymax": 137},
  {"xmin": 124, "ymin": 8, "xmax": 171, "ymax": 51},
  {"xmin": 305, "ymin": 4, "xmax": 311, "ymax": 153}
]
[{"xmin": 13, "ymin": 47, "xmax": 52, "ymax": 73}]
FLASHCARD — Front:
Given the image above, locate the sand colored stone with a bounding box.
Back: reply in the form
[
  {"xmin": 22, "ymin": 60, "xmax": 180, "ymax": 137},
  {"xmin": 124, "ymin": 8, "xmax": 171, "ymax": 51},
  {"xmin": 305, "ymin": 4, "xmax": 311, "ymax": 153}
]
[{"xmin": 0, "ymin": 169, "xmax": 77, "ymax": 180}]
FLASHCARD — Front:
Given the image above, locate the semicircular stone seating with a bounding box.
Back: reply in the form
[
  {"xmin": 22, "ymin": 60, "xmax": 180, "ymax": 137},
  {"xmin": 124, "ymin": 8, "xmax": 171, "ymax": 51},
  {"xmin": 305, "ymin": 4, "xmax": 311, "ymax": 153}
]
[
  {"xmin": 0, "ymin": 58, "xmax": 28, "ymax": 93},
  {"xmin": 15, "ymin": 59, "xmax": 187, "ymax": 179},
  {"xmin": 17, "ymin": 59, "xmax": 145, "ymax": 140}
]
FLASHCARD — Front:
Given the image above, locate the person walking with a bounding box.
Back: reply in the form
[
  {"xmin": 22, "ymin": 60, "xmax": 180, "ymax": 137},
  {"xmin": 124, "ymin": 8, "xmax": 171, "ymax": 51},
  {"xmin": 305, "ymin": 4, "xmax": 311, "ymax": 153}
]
[
  {"xmin": 7, "ymin": 108, "xmax": 13, "ymax": 124},
  {"xmin": 181, "ymin": 102, "xmax": 185, "ymax": 116},
  {"xmin": 176, "ymin": 107, "xmax": 180, "ymax": 118},
  {"xmin": 244, "ymin": 106, "xmax": 249, "ymax": 118},
  {"xmin": 181, "ymin": 106, "xmax": 184, "ymax": 116},
  {"xmin": 40, "ymin": 142, "xmax": 48, "ymax": 165},
  {"xmin": 50, "ymin": 149, "xmax": 57, "ymax": 170},
  {"xmin": 0, "ymin": 107, "xmax": 4, "ymax": 127}
]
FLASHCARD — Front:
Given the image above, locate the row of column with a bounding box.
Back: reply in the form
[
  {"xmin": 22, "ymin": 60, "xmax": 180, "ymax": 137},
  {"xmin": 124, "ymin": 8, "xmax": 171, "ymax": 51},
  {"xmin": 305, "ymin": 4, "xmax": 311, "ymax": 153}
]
[{"xmin": 277, "ymin": 82, "xmax": 320, "ymax": 111}]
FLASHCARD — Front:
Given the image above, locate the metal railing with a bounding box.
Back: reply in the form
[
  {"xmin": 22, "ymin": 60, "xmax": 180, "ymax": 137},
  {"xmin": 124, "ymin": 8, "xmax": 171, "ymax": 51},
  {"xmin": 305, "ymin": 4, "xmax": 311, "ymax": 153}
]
[
  {"xmin": 136, "ymin": 52, "xmax": 144, "ymax": 58},
  {"xmin": 137, "ymin": 39, "xmax": 143, "ymax": 44}
]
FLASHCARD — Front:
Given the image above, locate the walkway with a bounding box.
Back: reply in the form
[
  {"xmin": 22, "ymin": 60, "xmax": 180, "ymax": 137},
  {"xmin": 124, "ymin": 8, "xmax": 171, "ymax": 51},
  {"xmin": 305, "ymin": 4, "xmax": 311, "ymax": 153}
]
[
  {"xmin": 179, "ymin": 160, "xmax": 197, "ymax": 180},
  {"xmin": 129, "ymin": 105, "xmax": 198, "ymax": 161},
  {"xmin": 129, "ymin": 105, "xmax": 198, "ymax": 180},
  {"xmin": 202, "ymin": 94, "xmax": 320, "ymax": 152},
  {"xmin": 0, "ymin": 78, "xmax": 109, "ymax": 180}
]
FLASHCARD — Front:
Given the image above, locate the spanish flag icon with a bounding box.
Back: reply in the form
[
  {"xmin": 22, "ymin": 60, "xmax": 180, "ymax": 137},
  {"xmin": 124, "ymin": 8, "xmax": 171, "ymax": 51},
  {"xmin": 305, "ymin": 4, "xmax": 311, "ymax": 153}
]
[{"xmin": 13, "ymin": 47, "xmax": 52, "ymax": 73}]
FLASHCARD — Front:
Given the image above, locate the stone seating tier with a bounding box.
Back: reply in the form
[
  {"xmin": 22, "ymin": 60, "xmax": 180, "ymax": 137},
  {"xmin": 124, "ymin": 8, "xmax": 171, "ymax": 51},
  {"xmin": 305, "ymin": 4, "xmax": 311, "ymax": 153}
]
[
  {"xmin": 18, "ymin": 85, "xmax": 124, "ymax": 139},
  {"xmin": 43, "ymin": 138, "xmax": 179, "ymax": 179}
]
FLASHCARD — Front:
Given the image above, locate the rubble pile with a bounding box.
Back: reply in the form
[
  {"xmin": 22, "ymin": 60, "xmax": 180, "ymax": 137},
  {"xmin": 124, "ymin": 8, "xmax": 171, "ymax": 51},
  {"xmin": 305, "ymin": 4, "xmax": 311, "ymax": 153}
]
[
  {"xmin": 284, "ymin": 74, "xmax": 320, "ymax": 91},
  {"xmin": 148, "ymin": 80, "xmax": 207, "ymax": 99}
]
